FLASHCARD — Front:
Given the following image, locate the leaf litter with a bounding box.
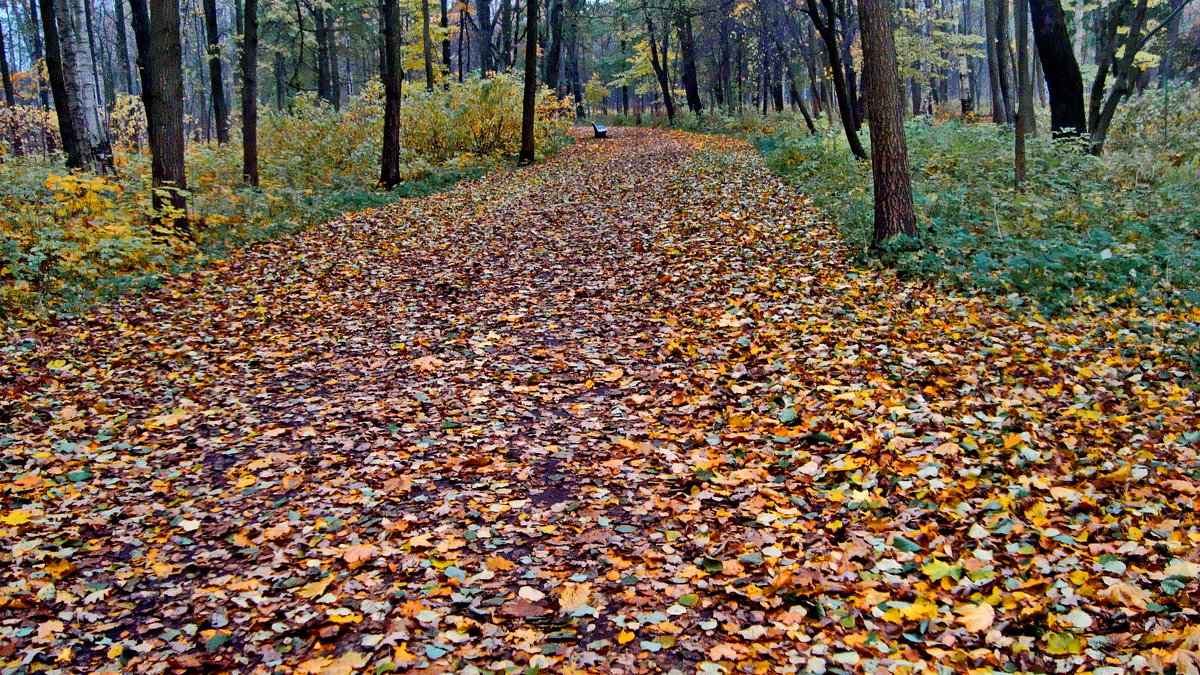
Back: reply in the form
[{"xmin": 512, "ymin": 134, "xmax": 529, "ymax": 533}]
[{"xmin": 2, "ymin": 128, "xmax": 1199, "ymax": 674}]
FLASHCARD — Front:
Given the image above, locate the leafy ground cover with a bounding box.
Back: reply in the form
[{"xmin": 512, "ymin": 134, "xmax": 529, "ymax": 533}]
[
  {"xmin": 3, "ymin": 128, "xmax": 1200, "ymax": 674},
  {"xmin": 602, "ymin": 89, "xmax": 1200, "ymax": 367},
  {"xmin": 0, "ymin": 75, "xmax": 571, "ymax": 323}
]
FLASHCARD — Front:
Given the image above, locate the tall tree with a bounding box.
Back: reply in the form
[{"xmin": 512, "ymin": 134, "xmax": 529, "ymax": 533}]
[
  {"xmin": 312, "ymin": 3, "xmax": 334, "ymax": 105},
  {"xmin": 477, "ymin": 0, "xmax": 494, "ymax": 73},
  {"xmin": 1014, "ymin": 0, "xmax": 1033, "ymax": 186},
  {"xmin": 114, "ymin": 0, "xmax": 135, "ymax": 94},
  {"xmin": 805, "ymin": 0, "xmax": 868, "ymax": 159},
  {"xmin": 859, "ymin": 0, "xmax": 919, "ymax": 247},
  {"xmin": 422, "ymin": 0, "xmax": 435, "ymax": 89},
  {"xmin": 380, "ymin": 0, "xmax": 403, "ymax": 188},
  {"xmin": 54, "ymin": 0, "xmax": 106, "ymax": 168},
  {"xmin": 519, "ymin": 0, "xmax": 537, "ymax": 163},
  {"xmin": 0, "ymin": 17, "xmax": 20, "ymax": 156},
  {"xmin": 203, "ymin": 0, "xmax": 229, "ymax": 143},
  {"xmin": 40, "ymin": 0, "xmax": 81, "ymax": 166},
  {"xmin": 1028, "ymin": 0, "xmax": 1086, "ymax": 136},
  {"xmin": 131, "ymin": 0, "xmax": 189, "ymax": 229},
  {"xmin": 440, "ymin": 0, "xmax": 451, "ymax": 74},
  {"xmin": 242, "ymin": 0, "xmax": 259, "ymax": 185},
  {"xmin": 545, "ymin": 0, "xmax": 563, "ymax": 92},
  {"xmin": 675, "ymin": 11, "xmax": 703, "ymax": 114}
]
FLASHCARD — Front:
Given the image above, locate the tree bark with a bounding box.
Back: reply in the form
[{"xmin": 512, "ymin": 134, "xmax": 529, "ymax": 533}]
[
  {"xmin": 0, "ymin": 18, "xmax": 21, "ymax": 156},
  {"xmin": 440, "ymin": 0, "xmax": 451, "ymax": 74},
  {"xmin": 676, "ymin": 12, "xmax": 703, "ymax": 114},
  {"xmin": 422, "ymin": 0, "xmax": 435, "ymax": 89},
  {"xmin": 1015, "ymin": 0, "xmax": 1033, "ymax": 187},
  {"xmin": 313, "ymin": 5, "xmax": 334, "ymax": 105},
  {"xmin": 565, "ymin": 0, "xmax": 584, "ymax": 116},
  {"xmin": 114, "ymin": 0, "xmax": 135, "ymax": 94},
  {"xmin": 544, "ymin": 0, "xmax": 563, "ymax": 92},
  {"xmin": 476, "ymin": 0, "xmax": 494, "ymax": 73},
  {"xmin": 519, "ymin": 0, "xmax": 537, "ymax": 163},
  {"xmin": 1088, "ymin": 0, "xmax": 1147, "ymax": 153},
  {"xmin": 242, "ymin": 0, "xmax": 259, "ymax": 186},
  {"xmin": 645, "ymin": 10, "xmax": 675, "ymax": 121},
  {"xmin": 380, "ymin": 0, "xmax": 403, "ymax": 188},
  {"xmin": 132, "ymin": 0, "xmax": 188, "ymax": 229},
  {"xmin": 55, "ymin": 0, "xmax": 105, "ymax": 168},
  {"xmin": 1029, "ymin": 0, "xmax": 1086, "ymax": 136},
  {"xmin": 994, "ymin": 0, "xmax": 1016, "ymax": 123},
  {"xmin": 203, "ymin": 0, "xmax": 229, "ymax": 143},
  {"xmin": 859, "ymin": 0, "xmax": 918, "ymax": 248}
]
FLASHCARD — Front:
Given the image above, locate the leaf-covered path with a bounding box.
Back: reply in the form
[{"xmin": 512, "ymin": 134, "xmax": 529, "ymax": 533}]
[{"xmin": 3, "ymin": 129, "xmax": 1199, "ymax": 674}]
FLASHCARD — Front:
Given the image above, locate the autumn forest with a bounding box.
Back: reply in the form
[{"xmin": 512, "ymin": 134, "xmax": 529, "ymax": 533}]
[{"xmin": 1, "ymin": 0, "xmax": 1199, "ymax": 671}]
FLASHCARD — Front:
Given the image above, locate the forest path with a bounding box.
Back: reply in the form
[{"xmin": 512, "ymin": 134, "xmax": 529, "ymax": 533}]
[{"xmin": 3, "ymin": 128, "xmax": 1198, "ymax": 674}]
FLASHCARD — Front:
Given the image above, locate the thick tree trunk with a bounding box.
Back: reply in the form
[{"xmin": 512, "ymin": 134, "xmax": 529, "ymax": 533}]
[
  {"xmin": 519, "ymin": 0, "xmax": 537, "ymax": 163},
  {"xmin": 135, "ymin": 0, "xmax": 188, "ymax": 230},
  {"xmin": 203, "ymin": 0, "xmax": 228, "ymax": 144},
  {"xmin": 1029, "ymin": 0, "xmax": 1086, "ymax": 136},
  {"xmin": 42, "ymin": 0, "xmax": 79, "ymax": 159},
  {"xmin": 380, "ymin": 0, "xmax": 403, "ymax": 188},
  {"xmin": 994, "ymin": 0, "xmax": 1016, "ymax": 123},
  {"xmin": 55, "ymin": 0, "xmax": 105, "ymax": 168},
  {"xmin": 477, "ymin": 0, "xmax": 494, "ymax": 74},
  {"xmin": 676, "ymin": 13, "xmax": 702, "ymax": 114},
  {"xmin": 859, "ymin": 0, "xmax": 918, "ymax": 247},
  {"xmin": 242, "ymin": 0, "xmax": 259, "ymax": 186},
  {"xmin": 806, "ymin": 0, "xmax": 867, "ymax": 159}
]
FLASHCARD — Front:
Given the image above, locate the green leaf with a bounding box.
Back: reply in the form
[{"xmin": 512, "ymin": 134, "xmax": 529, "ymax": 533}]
[
  {"xmin": 1045, "ymin": 632, "xmax": 1084, "ymax": 655},
  {"xmin": 893, "ymin": 536, "xmax": 922, "ymax": 552}
]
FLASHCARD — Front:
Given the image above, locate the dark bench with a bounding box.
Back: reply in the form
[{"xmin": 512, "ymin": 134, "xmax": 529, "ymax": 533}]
[{"xmin": 591, "ymin": 122, "xmax": 608, "ymax": 139}]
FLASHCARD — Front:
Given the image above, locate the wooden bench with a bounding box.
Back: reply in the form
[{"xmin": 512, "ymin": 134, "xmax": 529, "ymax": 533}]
[{"xmin": 590, "ymin": 122, "xmax": 608, "ymax": 139}]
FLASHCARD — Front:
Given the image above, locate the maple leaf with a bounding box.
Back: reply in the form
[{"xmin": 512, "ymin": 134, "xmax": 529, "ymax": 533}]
[
  {"xmin": 342, "ymin": 544, "xmax": 377, "ymax": 567},
  {"xmin": 955, "ymin": 603, "xmax": 995, "ymax": 633}
]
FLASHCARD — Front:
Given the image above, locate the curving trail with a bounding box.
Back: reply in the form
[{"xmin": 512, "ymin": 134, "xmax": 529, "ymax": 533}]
[{"xmin": 2, "ymin": 128, "xmax": 1198, "ymax": 674}]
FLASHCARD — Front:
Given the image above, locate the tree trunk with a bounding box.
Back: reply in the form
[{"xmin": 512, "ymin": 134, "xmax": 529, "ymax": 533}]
[
  {"xmin": 203, "ymin": 0, "xmax": 228, "ymax": 143},
  {"xmin": 1029, "ymin": 0, "xmax": 1086, "ymax": 136},
  {"xmin": 440, "ymin": 0, "xmax": 451, "ymax": 74},
  {"xmin": 328, "ymin": 14, "xmax": 341, "ymax": 107},
  {"xmin": 676, "ymin": 12, "xmax": 702, "ymax": 114},
  {"xmin": 380, "ymin": 0, "xmax": 403, "ymax": 188},
  {"xmin": 544, "ymin": 0, "xmax": 563, "ymax": 92},
  {"xmin": 519, "ymin": 0, "xmax": 537, "ymax": 163},
  {"xmin": 422, "ymin": 0, "xmax": 435, "ymax": 89},
  {"xmin": 994, "ymin": 0, "xmax": 1016, "ymax": 123},
  {"xmin": 242, "ymin": 0, "xmax": 259, "ymax": 186},
  {"xmin": 476, "ymin": 0, "xmax": 494, "ymax": 73},
  {"xmin": 565, "ymin": 0, "xmax": 584, "ymax": 116},
  {"xmin": 1015, "ymin": 0, "xmax": 1032, "ymax": 187},
  {"xmin": 134, "ymin": 0, "xmax": 188, "ymax": 230},
  {"xmin": 806, "ymin": 0, "xmax": 867, "ymax": 159},
  {"xmin": 55, "ymin": 0, "xmax": 105, "ymax": 168},
  {"xmin": 114, "ymin": 0, "xmax": 135, "ymax": 94},
  {"xmin": 983, "ymin": 0, "xmax": 1004, "ymax": 121},
  {"xmin": 498, "ymin": 0, "xmax": 513, "ymax": 70},
  {"xmin": 1088, "ymin": 0, "xmax": 1147, "ymax": 153},
  {"xmin": 313, "ymin": 5, "xmax": 333, "ymax": 105},
  {"xmin": 645, "ymin": 11, "xmax": 675, "ymax": 121},
  {"xmin": 0, "ymin": 18, "xmax": 21, "ymax": 156},
  {"xmin": 859, "ymin": 0, "xmax": 918, "ymax": 247}
]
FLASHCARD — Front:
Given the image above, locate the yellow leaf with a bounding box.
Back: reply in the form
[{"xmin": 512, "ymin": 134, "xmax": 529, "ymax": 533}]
[
  {"xmin": 955, "ymin": 602, "xmax": 995, "ymax": 633},
  {"xmin": 296, "ymin": 576, "xmax": 334, "ymax": 599},
  {"xmin": 558, "ymin": 582, "xmax": 592, "ymax": 613},
  {"xmin": 617, "ymin": 630, "xmax": 635, "ymax": 644},
  {"xmin": 1, "ymin": 510, "xmax": 32, "ymax": 526}
]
